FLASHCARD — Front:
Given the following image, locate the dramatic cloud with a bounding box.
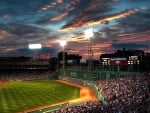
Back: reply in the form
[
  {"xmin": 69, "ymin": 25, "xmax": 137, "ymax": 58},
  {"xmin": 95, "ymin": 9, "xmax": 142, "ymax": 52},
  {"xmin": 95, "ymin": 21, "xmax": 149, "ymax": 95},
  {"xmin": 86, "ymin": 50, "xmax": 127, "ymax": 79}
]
[
  {"xmin": 0, "ymin": 0, "xmax": 149, "ymax": 58},
  {"xmin": 0, "ymin": 30, "xmax": 11, "ymax": 40},
  {"xmin": 51, "ymin": 12, "xmax": 68, "ymax": 21},
  {"xmin": 61, "ymin": 9, "xmax": 139, "ymax": 30},
  {"xmin": 56, "ymin": 0, "xmax": 63, "ymax": 4}
]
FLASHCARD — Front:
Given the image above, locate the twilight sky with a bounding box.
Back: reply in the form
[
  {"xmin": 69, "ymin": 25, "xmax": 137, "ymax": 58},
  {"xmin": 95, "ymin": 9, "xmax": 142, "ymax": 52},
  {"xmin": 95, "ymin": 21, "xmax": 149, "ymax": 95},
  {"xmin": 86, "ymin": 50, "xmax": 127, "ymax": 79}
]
[{"xmin": 0, "ymin": 0, "xmax": 150, "ymax": 59}]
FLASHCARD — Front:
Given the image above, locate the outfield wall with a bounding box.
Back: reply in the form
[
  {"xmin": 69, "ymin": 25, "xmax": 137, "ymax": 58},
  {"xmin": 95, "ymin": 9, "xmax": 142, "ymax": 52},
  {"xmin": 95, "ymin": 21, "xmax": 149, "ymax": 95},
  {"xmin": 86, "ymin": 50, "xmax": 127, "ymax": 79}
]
[{"xmin": 57, "ymin": 69, "xmax": 138, "ymax": 81}]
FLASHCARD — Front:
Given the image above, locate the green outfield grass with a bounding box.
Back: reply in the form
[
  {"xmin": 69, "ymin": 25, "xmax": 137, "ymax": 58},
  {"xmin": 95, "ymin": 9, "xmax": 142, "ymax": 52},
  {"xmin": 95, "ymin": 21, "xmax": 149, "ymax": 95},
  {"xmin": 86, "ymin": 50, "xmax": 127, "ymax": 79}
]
[{"xmin": 0, "ymin": 80, "xmax": 80, "ymax": 113}]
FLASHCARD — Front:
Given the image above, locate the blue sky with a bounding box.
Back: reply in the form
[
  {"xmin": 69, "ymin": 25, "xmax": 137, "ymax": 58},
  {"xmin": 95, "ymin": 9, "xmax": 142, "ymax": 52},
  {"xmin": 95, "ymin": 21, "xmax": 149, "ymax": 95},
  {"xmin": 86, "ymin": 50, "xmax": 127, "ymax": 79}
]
[{"xmin": 0, "ymin": 0, "xmax": 150, "ymax": 59}]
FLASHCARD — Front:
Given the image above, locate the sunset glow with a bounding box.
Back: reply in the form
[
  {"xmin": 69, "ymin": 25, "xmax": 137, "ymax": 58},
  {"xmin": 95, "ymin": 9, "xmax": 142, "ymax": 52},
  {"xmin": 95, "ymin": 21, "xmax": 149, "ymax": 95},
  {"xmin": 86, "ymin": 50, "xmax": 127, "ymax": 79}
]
[{"xmin": 0, "ymin": 0, "xmax": 149, "ymax": 58}]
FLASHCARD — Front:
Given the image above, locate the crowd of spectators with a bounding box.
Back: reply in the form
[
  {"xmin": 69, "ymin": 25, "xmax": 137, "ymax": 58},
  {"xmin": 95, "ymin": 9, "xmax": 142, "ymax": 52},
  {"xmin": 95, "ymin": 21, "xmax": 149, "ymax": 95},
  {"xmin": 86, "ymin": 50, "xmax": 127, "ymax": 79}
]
[
  {"xmin": 0, "ymin": 70, "xmax": 53, "ymax": 81},
  {"xmin": 51, "ymin": 73, "xmax": 149, "ymax": 113},
  {"xmin": 95, "ymin": 74, "xmax": 149, "ymax": 113},
  {"xmin": 0, "ymin": 69, "xmax": 149, "ymax": 113}
]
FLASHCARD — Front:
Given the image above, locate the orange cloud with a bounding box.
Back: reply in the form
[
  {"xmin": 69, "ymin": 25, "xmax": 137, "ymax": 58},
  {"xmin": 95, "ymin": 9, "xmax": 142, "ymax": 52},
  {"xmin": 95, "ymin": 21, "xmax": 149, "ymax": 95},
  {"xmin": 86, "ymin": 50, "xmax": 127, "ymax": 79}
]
[
  {"xmin": 86, "ymin": 0, "xmax": 106, "ymax": 11},
  {"xmin": 83, "ymin": 9, "xmax": 138, "ymax": 26},
  {"xmin": 38, "ymin": 2, "xmax": 57, "ymax": 12},
  {"xmin": 51, "ymin": 12, "xmax": 68, "ymax": 21},
  {"xmin": 117, "ymin": 31, "xmax": 150, "ymax": 43},
  {"xmin": 80, "ymin": 51, "xmax": 104, "ymax": 60},
  {"xmin": 69, "ymin": 36, "xmax": 87, "ymax": 42},
  {"xmin": 71, "ymin": 1, "xmax": 77, "ymax": 5},
  {"xmin": 61, "ymin": 9, "xmax": 138, "ymax": 30},
  {"xmin": 56, "ymin": 0, "xmax": 63, "ymax": 3},
  {"xmin": 93, "ymin": 43, "xmax": 111, "ymax": 49},
  {"xmin": 0, "ymin": 30, "xmax": 11, "ymax": 40},
  {"xmin": 38, "ymin": 1, "xmax": 75, "ymax": 13}
]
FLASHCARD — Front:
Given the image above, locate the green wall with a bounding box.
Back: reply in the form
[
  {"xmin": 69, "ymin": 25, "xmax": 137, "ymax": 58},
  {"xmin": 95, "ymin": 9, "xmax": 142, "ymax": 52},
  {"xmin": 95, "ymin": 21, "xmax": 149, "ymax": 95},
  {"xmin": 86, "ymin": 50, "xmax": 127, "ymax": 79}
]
[{"xmin": 58, "ymin": 69, "xmax": 138, "ymax": 81}]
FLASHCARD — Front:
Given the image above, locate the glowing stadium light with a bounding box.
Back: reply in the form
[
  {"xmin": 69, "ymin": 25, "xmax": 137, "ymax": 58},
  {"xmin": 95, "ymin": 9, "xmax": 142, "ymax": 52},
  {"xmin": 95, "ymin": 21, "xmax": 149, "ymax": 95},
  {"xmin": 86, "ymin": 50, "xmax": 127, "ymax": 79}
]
[
  {"xmin": 28, "ymin": 44, "xmax": 42, "ymax": 63},
  {"xmin": 84, "ymin": 28, "xmax": 93, "ymax": 40},
  {"xmin": 84, "ymin": 28, "xmax": 94, "ymax": 71},
  {"xmin": 60, "ymin": 40, "xmax": 67, "ymax": 47},
  {"xmin": 28, "ymin": 44, "xmax": 42, "ymax": 49},
  {"xmin": 59, "ymin": 40, "xmax": 67, "ymax": 71}
]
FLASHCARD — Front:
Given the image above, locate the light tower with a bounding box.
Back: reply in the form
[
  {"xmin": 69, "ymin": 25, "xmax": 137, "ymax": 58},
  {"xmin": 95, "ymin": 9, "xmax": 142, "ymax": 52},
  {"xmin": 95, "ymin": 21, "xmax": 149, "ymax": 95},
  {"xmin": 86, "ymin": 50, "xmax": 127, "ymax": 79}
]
[
  {"xmin": 28, "ymin": 43, "xmax": 42, "ymax": 63},
  {"xmin": 84, "ymin": 28, "xmax": 94, "ymax": 71},
  {"xmin": 60, "ymin": 40, "xmax": 67, "ymax": 71}
]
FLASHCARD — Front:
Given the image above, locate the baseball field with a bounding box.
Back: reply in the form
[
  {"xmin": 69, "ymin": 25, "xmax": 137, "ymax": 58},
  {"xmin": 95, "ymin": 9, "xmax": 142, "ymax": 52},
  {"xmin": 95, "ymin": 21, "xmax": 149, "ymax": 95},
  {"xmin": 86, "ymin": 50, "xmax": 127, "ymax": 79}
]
[{"xmin": 0, "ymin": 80, "xmax": 80, "ymax": 113}]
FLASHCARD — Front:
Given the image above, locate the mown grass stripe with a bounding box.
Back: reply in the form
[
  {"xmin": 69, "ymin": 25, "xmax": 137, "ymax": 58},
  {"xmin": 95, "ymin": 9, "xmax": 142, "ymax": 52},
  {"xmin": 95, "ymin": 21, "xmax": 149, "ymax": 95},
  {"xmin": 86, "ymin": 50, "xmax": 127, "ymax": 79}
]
[{"xmin": 0, "ymin": 80, "xmax": 80, "ymax": 113}]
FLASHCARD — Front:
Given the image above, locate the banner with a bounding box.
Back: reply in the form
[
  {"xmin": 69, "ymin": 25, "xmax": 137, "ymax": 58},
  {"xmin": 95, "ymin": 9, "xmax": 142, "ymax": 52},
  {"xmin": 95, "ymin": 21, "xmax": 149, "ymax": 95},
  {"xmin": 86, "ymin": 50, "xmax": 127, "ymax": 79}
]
[
  {"xmin": 110, "ymin": 60, "xmax": 128, "ymax": 65},
  {"xmin": 39, "ymin": 54, "xmax": 51, "ymax": 60},
  {"xmin": 110, "ymin": 58, "xmax": 127, "ymax": 65}
]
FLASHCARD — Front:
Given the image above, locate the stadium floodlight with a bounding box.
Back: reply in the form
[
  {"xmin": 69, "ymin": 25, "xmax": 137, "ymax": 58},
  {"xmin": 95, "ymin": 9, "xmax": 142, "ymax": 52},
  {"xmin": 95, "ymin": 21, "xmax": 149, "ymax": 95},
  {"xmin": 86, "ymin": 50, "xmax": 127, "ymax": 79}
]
[
  {"xmin": 28, "ymin": 44, "xmax": 42, "ymax": 49},
  {"xmin": 28, "ymin": 43, "xmax": 42, "ymax": 63},
  {"xmin": 84, "ymin": 28, "xmax": 93, "ymax": 40},
  {"xmin": 59, "ymin": 40, "xmax": 67, "ymax": 71},
  {"xmin": 84, "ymin": 28, "xmax": 93, "ymax": 71},
  {"xmin": 60, "ymin": 40, "xmax": 67, "ymax": 47}
]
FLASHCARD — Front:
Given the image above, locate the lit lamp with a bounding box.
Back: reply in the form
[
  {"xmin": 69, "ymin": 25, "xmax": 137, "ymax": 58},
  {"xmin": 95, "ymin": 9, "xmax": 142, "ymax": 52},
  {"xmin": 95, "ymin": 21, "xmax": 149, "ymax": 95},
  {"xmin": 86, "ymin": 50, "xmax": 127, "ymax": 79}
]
[
  {"xmin": 60, "ymin": 40, "xmax": 67, "ymax": 71},
  {"xmin": 28, "ymin": 43, "xmax": 42, "ymax": 63},
  {"xmin": 84, "ymin": 28, "xmax": 93, "ymax": 71}
]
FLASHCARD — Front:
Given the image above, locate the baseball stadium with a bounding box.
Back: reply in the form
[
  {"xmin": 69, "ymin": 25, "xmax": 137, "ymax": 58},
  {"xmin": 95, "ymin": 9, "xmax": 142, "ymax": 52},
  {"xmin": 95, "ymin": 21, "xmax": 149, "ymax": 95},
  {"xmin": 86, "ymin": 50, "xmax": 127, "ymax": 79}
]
[
  {"xmin": 0, "ymin": 54, "xmax": 149, "ymax": 113},
  {"xmin": 0, "ymin": 0, "xmax": 150, "ymax": 113}
]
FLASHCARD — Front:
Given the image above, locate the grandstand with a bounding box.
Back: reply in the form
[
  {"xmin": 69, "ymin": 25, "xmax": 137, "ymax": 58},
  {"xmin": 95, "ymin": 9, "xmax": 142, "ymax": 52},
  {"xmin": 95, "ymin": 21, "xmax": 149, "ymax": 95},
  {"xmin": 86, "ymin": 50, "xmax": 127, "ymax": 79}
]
[
  {"xmin": 0, "ymin": 56, "xmax": 149, "ymax": 113},
  {"xmin": 55, "ymin": 71, "xmax": 149, "ymax": 113}
]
